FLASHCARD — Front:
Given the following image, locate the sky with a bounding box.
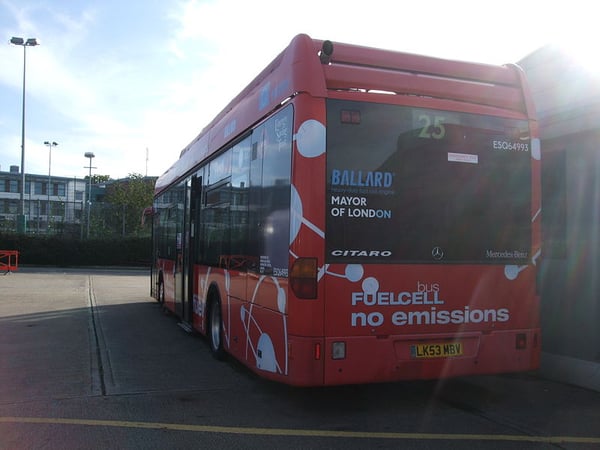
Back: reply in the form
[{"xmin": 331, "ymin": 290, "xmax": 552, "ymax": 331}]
[{"xmin": 0, "ymin": 0, "xmax": 597, "ymax": 180}]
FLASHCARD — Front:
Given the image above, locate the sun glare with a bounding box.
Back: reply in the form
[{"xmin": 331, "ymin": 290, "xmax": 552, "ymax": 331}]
[{"xmin": 554, "ymin": 35, "xmax": 600, "ymax": 77}]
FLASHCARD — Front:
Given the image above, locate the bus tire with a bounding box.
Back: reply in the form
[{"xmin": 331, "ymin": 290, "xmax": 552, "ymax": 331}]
[{"xmin": 208, "ymin": 294, "xmax": 225, "ymax": 360}]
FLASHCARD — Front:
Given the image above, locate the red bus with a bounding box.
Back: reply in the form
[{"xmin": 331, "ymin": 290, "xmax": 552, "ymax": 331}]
[{"xmin": 151, "ymin": 34, "xmax": 541, "ymax": 386}]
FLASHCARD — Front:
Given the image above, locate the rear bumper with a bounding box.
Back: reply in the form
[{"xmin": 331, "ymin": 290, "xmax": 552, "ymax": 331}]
[{"xmin": 286, "ymin": 329, "xmax": 540, "ymax": 386}]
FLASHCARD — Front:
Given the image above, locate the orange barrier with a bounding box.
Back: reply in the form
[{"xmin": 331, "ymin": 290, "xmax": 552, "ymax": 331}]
[{"xmin": 0, "ymin": 250, "xmax": 19, "ymax": 273}]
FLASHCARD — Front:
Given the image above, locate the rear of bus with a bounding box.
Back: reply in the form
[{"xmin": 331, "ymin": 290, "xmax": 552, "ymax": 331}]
[
  {"xmin": 323, "ymin": 100, "xmax": 540, "ymax": 385},
  {"xmin": 288, "ymin": 39, "xmax": 541, "ymax": 386}
]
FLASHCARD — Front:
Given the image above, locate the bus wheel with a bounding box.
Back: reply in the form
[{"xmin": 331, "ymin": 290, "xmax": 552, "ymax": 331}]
[{"xmin": 208, "ymin": 296, "xmax": 225, "ymax": 360}]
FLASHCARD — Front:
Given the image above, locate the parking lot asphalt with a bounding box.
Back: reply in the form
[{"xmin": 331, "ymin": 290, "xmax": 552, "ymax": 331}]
[
  {"xmin": 0, "ymin": 267, "xmax": 149, "ymax": 404},
  {"xmin": 1, "ymin": 267, "xmax": 600, "ymax": 450}
]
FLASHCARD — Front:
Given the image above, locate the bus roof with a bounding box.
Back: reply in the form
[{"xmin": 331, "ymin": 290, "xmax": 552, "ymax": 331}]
[{"xmin": 155, "ymin": 33, "xmax": 535, "ymax": 195}]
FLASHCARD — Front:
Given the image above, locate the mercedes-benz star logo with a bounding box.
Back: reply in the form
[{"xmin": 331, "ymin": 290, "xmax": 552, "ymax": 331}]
[{"xmin": 431, "ymin": 246, "xmax": 444, "ymax": 260}]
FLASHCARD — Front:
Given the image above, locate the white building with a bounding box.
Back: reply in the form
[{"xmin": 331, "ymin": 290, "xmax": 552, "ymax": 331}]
[
  {"xmin": 520, "ymin": 45, "xmax": 600, "ymax": 392},
  {"xmin": 0, "ymin": 165, "xmax": 88, "ymax": 235}
]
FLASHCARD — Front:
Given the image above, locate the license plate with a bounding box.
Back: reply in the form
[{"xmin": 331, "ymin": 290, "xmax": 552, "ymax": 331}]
[{"xmin": 410, "ymin": 342, "xmax": 463, "ymax": 359}]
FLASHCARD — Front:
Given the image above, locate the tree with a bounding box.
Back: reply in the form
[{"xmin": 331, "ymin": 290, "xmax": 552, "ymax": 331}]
[{"xmin": 103, "ymin": 173, "xmax": 156, "ymax": 237}]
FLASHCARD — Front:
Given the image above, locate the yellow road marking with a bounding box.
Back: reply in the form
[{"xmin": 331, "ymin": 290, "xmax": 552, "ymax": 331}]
[{"xmin": 1, "ymin": 417, "xmax": 599, "ymax": 444}]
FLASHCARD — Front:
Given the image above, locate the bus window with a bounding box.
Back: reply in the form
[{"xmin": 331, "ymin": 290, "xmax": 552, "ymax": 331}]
[
  {"xmin": 231, "ymin": 138, "xmax": 251, "ymax": 260},
  {"xmin": 326, "ymin": 99, "xmax": 531, "ymax": 264},
  {"xmin": 249, "ymin": 105, "xmax": 293, "ymax": 276}
]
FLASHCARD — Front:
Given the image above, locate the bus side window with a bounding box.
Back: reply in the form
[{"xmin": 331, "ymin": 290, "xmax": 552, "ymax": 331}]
[
  {"xmin": 230, "ymin": 137, "xmax": 251, "ymax": 265},
  {"xmin": 248, "ymin": 105, "xmax": 293, "ymax": 276}
]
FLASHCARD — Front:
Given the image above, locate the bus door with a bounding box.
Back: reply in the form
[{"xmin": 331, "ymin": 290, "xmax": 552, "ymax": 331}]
[
  {"xmin": 173, "ymin": 217, "xmax": 184, "ymax": 318},
  {"xmin": 175, "ymin": 177, "xmax": 196, "ymax": 324},
  {"xmin": 186, "ymin": 175, "xmax": 203, "ymax": 323}
]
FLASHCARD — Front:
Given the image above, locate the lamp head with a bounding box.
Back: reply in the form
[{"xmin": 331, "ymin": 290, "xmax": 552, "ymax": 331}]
[{"xmin": 9, "ymin": 37, "xmax": 39, "ymax": 46}]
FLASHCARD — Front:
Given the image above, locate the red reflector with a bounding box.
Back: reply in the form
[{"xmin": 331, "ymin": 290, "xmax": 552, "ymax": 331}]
[
  {"xmin": 516, "ymin": 333, "xmax": 527, "ymax": 350},
  {"xmin": 340, "ymin": 109, "xmax": 361, "ymax": 124},
  {"xmin": 314, "ymin": 343, "xmax": 321, "ymax": 360}
]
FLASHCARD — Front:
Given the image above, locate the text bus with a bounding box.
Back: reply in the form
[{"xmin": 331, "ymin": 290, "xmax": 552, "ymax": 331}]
[{"xmin": 151, "ymin": 34, "xmax": 541, "ymax": 386}]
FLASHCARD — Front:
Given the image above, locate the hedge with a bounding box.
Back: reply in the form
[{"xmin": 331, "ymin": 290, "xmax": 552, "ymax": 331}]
[{"xmin": 0, "ymin": 233, "xmax": 151, "ymax": 267}]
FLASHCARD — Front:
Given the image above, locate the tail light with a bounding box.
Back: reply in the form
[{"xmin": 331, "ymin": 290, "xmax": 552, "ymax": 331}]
[{"xmin": 290, "ymin": 257, "xmax": 317, "ymax": 299}]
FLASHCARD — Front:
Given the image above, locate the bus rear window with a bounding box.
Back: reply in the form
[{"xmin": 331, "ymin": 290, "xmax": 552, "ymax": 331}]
[{"xmin": 325, "ymin": 99, "xmax": 532, "ymax": 264}]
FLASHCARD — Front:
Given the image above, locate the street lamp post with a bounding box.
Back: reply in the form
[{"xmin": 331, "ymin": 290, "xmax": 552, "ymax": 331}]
[
  {"xmin": 84, "ymin": 152, "xmax": 96, "ymax": 239},
  {"xmin": 44, "ymin": 141, "xmax": 58, "ymax": 234},
  {"xmin": 10, "ymin": 36, "xmax": 39, "ymax": 234}
]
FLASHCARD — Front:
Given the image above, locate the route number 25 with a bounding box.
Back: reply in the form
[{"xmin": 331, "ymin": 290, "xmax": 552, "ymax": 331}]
[{"xmin": 417, "ymin": 114, "xmax": 446, "ymax": 139}]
